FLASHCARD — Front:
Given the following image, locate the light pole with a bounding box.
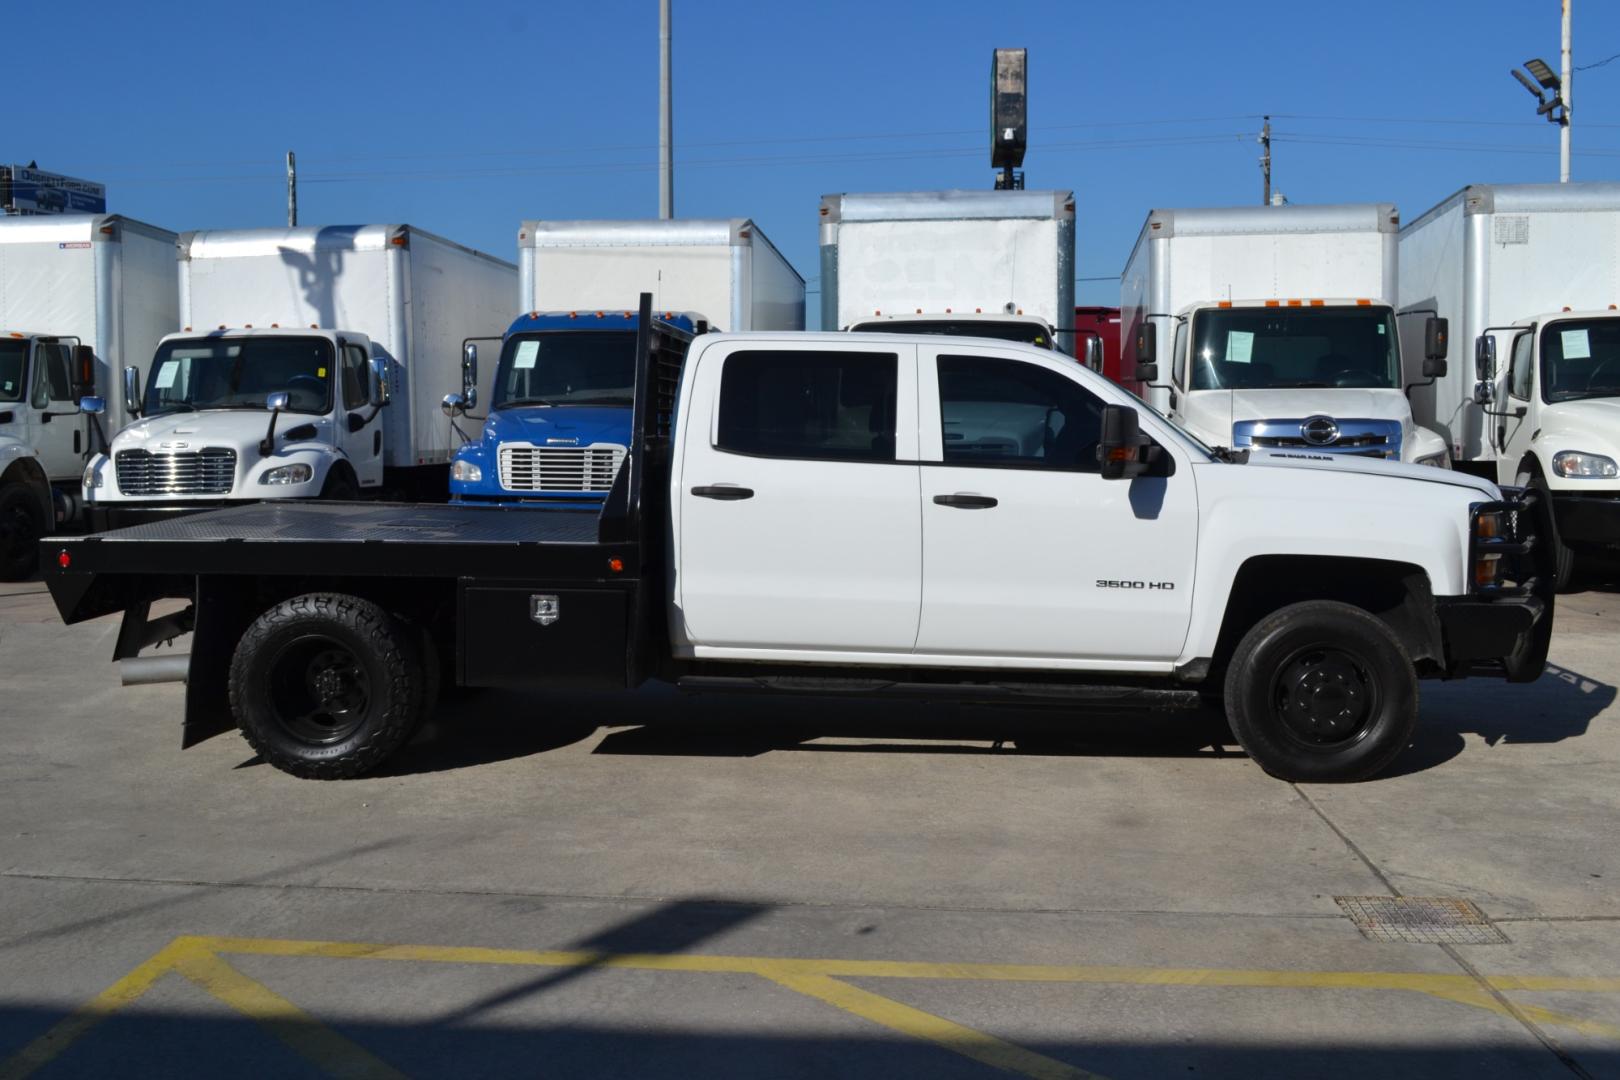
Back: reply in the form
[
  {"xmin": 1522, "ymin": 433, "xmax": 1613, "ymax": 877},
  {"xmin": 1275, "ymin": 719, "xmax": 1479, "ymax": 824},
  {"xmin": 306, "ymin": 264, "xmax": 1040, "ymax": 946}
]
[
  {"xmin": 1561, "ymin": 0, "xmax": 1572, "ymax": 183},
  {"xmin": 659, "ymin": 0, "xmax": 673, "ymax": 219},
  {"xmin": 1511, "ymin": 54, "xmax": 1570, "ymax": 182}
]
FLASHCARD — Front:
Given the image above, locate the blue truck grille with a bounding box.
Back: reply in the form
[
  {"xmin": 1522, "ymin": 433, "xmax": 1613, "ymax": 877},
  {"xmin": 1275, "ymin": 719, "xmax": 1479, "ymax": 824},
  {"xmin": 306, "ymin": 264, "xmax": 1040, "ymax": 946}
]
[{"xmin": 497, "ymin": 444, "xmax": 627, "ymax": 493}]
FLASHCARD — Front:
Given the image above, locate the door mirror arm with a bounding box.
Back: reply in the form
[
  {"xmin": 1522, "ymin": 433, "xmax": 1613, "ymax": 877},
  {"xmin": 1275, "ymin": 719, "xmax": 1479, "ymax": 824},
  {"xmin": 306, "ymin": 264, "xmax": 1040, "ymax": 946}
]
[{"xmin": 259, "ymin": 392, "xmax": 290, "ymax": 456}]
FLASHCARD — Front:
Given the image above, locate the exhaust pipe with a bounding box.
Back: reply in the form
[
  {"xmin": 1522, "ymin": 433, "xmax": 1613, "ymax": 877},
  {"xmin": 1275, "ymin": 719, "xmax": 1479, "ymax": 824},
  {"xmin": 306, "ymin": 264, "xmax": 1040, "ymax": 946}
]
[{"xmin": 121, "ymin": 655, "xmax": 190, "ymax": 686}]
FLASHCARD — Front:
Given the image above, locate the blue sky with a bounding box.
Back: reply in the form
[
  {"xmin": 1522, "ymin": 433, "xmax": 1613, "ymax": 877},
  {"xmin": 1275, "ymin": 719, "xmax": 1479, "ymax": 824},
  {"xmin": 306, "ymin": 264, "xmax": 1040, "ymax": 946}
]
[{"xmin": 10, "ymin": 0, "xmax": 1616, "ymax": 321}]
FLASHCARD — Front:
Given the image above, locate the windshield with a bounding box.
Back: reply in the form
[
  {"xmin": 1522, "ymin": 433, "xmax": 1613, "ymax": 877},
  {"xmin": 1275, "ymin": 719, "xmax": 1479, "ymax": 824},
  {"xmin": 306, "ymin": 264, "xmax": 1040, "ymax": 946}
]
[
  {"xmin": 850, "ymin": 320, "xmax": 1054, "ymax": 349},
  {"xmin": 1189, "ymin": 307, "xmax": 1399, "ymax": 391},
  {"xmin": 1541, "ymin": 319, "xmax": 1620, "ymax": 402},
  {"xmin": 492, "ymin": 331, "xmax": 638, "ymax": 409},
  {"xmin": 145, "ymin": 337, "xmax": 333, "ymax": 416},
  {"xmin": 0, "ymin": 340, "xmax": 25, "ymax": 402}
]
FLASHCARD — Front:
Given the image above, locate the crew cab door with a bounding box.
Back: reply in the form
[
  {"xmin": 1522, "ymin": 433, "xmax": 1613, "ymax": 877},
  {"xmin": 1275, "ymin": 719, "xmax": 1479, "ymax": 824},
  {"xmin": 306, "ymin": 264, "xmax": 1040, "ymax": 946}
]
[
  {"xmin": 337, "ymin": 339, "xmax": 383, "ymax": 487},
  {"xmin": 916, "ymin": 343, "xmax": 1198, "ymax": 662},
  {"xmin": 675, "ymin": 341, "xmax": 922, "ymax": 654},
  {"xmin": 28, "ymin": 341, "xmax": 83, "ymax": 481}
]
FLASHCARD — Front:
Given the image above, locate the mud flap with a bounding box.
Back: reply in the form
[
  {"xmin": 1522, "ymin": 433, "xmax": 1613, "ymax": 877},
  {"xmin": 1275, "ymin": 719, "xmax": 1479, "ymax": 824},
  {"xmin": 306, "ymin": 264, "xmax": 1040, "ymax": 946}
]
[{"xmin": 182, "ymin": 577, "xmax": 256, "ymax": 748}]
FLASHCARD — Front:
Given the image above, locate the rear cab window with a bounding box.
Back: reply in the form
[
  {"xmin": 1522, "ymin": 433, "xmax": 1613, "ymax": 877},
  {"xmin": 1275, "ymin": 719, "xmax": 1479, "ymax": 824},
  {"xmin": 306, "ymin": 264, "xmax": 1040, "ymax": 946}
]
[{"xmin": 716, "ymin": 350, "xmax": 898, "ymax": 462}]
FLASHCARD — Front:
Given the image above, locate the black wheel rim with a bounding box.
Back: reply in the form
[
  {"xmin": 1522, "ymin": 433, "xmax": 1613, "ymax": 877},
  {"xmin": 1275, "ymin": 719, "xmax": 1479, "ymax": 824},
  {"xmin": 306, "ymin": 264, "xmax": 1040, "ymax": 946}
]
[
  {"xmin": 1270, "ymin": 643, "xmax": 1380, "ymax": 751},
  {"xmin": 265, "ymin": 634, "xmax": 372, "ymax": 745}
]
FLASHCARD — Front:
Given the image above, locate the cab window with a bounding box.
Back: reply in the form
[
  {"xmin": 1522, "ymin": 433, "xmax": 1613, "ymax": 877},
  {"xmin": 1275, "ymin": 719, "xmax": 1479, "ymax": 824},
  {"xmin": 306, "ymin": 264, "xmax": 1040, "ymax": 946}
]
[
  {"xmin": 30, "ymin": 344, "xmax": 74, "ymax": 408},
  {"xmin": 1171, "ymin": 321, "xmax": 1189, "ymax": 388},
  {"xmin": 1509, "ymin": 331, "xmax": 1534, "ymax": 400},
  {"xmin": 342, "ymin": 345, "xmax": 369, "ymax": 409},
  {"xmin": 717, "ymin": 350, "xmax": 897, "ymax": 462},
  {"xmin": 937, "ymin": 355, "xmax": 1104, "ymax": 471}
]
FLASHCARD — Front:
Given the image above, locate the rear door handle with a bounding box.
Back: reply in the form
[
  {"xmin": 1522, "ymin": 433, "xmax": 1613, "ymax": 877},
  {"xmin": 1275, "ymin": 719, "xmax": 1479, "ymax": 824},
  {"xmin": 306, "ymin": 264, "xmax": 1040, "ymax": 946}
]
[
  {"xmin": 691, "ymin": 485, "xmax": 755, "ymax": 501},
  {"xmin": 933, "ymin": 493, "xmax": 998, "ymax": 509}
]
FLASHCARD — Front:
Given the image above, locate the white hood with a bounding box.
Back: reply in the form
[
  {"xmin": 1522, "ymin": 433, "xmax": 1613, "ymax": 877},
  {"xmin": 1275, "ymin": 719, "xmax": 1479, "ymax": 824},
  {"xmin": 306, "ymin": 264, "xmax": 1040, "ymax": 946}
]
[
  {"xmin": 1538, "ymin": 397, "xmax": 1620, "ymax": 454},
  {"xmin": 1242, "ymin": 447, "xmax": 1498, "ymax": 496},
  {"xmin": 114, "ymin": 409, "xmax": 306, "ymax": 453}
]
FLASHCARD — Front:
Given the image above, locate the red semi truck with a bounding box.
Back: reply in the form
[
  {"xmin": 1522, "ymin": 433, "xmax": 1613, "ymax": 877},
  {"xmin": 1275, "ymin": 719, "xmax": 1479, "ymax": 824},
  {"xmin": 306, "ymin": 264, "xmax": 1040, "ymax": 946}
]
[{"xmin": 1074, "ymin": 306, "xmax": 1139, "ymax": 397}]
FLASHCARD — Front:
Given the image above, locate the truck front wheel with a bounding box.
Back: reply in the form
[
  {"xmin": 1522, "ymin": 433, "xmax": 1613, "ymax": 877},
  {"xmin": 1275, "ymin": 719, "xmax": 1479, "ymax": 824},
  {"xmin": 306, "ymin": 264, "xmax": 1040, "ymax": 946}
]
[
  {"xmin": 0, "ymin": 483, "xmax": 48, "ymax": 581},
  {"xmin": 1224, "ymin": 601, "xmax": 1418, "ymax": 782},
  {"xmin": 228, "ymin": 593, "xmax": 427, "ymax": 779}
]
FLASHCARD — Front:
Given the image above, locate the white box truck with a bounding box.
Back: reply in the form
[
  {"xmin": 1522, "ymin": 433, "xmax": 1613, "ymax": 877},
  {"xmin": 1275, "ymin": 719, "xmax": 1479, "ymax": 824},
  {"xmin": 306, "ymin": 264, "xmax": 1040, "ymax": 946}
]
[
  {"xmin": 82, "ymin": 224, "xmax": 516, "ymax": 526},
  {"xmin": 0, "ymin": 214, "xmax": 177, "ymax": 578},
  {"xmin": 1122, "ymin": 203, "xmax": 1451, "ymax": 468},
  {"xmin": 819, "ymin": 189, "xmax": 1076, "ymax": 355},
  {"xmin": 517, "ymin": 218, "xmax": 804, "ymax": 330},
  {"xmin": 1399, "ymin": 182, "xmax": 1620, "ymax": 586}
]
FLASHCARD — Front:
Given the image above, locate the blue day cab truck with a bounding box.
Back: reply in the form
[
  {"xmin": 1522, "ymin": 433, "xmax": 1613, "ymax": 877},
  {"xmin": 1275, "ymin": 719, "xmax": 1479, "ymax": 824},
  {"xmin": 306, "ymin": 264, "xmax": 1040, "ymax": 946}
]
[
  {"xmin": 41, "ymin": 295, "xmax": 1553, "ymax": 785},
  {"xmin": 447, "ymin": 310, "xmax": 700, "ymax": 503}
]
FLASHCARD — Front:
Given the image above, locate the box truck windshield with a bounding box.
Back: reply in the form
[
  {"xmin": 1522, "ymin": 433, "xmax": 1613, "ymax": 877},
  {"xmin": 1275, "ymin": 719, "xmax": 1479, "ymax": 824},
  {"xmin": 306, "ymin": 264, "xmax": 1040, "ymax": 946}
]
[
  {"xmin": 493, "ymin": 331, "xmax": 638, "ymax": 409},
  {"xmin": 1541, "ymin": 320, "xmax": 1620, "ymax": 402},
  {"xmin": 848, "ymin": 319, "xmax": 1054, "ymax": 348},
  {"xmin": 1191, "ymin": 307, "xmax": 1398, "ymax": 391},
  {"xmin": 147, "ymin": 337, "xmax": 335, "ymax": 415},
  {"xmin": 0, "ymin": 340, "xmax": 25, "ymax": 401}
]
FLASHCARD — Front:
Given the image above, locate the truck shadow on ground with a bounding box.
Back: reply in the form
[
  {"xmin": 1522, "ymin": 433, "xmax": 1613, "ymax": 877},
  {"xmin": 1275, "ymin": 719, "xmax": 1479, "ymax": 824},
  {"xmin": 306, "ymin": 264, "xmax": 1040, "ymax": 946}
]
[{"xmin": 375, "ymin": 657, "xmax": 1614, "ymax": 780}]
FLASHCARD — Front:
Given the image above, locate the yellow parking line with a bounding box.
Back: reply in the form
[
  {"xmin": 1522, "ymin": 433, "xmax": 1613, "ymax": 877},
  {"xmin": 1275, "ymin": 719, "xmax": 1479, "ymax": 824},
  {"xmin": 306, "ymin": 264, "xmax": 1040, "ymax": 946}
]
[
  {"xmin": 169, "ymin": 946, "xmax": 406, "ymax": 1080},
  {"xmin": 763, "ymin": 969, "xmax": 1104, "ymax": 1080},
  {"xmin": 7, "ymin": 934, "xmax": 1620, "ymax": 1080}
]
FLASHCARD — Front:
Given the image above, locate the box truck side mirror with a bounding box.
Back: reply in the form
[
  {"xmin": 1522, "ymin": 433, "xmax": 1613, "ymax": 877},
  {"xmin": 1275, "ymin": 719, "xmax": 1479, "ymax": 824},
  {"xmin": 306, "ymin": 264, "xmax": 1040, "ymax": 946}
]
[
  {"xmin": 461, "ymin": 343, "xmax": 479, "ymax": 411},
  {"xmin": 1133, "ymin": 322, "xmax": 1159, "ymax": 384},
  {"xmin": 1082, "ymin": 336, "xmax": 1104, "ymax": 373},
  {"xmin": 369, "ymin": 357, "xmax": 391, "ymax": 407},
  {"xmin": 1424, "ymin": 316, "xmax": 1449, "ymax": 364},
  {"xmin": 1474, "ymin": 334, "xmax": 1497, "ymax": 382},
  {"xmin": 78, "ymin": 396, "xmax": 106, "ymax": 416},
  {"xmin": 441, "ymin": 393, "xmax": 467, "ymax": 417},
  {"xmin": 72, "ymin": 345, "xmax": 96, "ymax": 398},
  {"xmin": 122, "ymin": 366, "xmax": 143, "ymax": 418}
]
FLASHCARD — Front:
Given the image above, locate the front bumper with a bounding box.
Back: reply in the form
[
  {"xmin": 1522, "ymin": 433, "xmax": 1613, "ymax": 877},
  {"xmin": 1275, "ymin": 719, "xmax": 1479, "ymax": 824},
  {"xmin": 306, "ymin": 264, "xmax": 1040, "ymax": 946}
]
[
  {"xmin": 1433, "ymin": 487, "xmax": 1556, "ymax": 682},
  {"xmin": 1550, "ymin": 491, "xmax": 1620, "ymax": 548}
]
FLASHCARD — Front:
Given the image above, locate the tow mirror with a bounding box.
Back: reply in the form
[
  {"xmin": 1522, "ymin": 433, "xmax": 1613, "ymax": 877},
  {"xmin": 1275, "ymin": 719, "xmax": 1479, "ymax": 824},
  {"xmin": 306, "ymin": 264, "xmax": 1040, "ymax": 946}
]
[
  {"xmin": 441, "ymin": 392, "xmax": 467, "ymax": 417},
  {"xmin": 1082, "ymin": 336, "xmax": 1104, "ymax": 373},
  {"xmin": 72, "ymin": 345, "xmax": 96, "ymax": 398},
  {"xmin": 78, "ymin": 396, "xmax": 106, "ymax": 415},
  {"xmin": 122, "ymin": 365, "xmax": 143, "ymax": 417},
  {"xmin": 1474, "ymin": 334, "xmax": 1496, "ymax": 381},
  {"xmin": 461, "ymin": 343, "xmax": 478, "ymax": 411},
  {"xmin": 1097, "ymin": 404, "xmax": 1152, "ymax": 481},
  {"xmin": 369, "ymin": 357, "xmax": 391, "ymax": 406}
]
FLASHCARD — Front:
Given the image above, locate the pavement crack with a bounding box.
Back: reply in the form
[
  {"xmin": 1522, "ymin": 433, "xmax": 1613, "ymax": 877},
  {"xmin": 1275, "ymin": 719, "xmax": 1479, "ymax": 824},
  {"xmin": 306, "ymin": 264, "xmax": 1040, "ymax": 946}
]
[
  {"xmin": 1290, "ymin": 785, "xmax": 1402, "ymax": 896},
  {"xmin": 1441, "ymin": 943, "xmax": 1596, "ymax": 1079}
]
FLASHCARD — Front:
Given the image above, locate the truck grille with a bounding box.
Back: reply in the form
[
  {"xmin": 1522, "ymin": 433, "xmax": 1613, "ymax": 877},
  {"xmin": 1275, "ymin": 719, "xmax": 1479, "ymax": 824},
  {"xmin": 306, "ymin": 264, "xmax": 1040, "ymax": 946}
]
[
  {"xmin": 1233, "ymin": 418, "xmax": 1402, "ymax": 461},
  {"xmin": 498, "ymin": 443, "xmax": 627, "ymax": 493},
  {"xmin": 115, "ymin": 448, "xmax": 236, "ymax": 496}
]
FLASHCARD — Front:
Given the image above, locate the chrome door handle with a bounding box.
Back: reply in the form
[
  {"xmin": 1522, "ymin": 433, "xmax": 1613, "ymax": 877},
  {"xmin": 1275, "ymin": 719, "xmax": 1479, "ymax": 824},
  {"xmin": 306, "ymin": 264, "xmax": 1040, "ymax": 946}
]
[
  {"xmin": 691, "ymin": 485, "xmax": 754, "ymax": 500},
  {"xmin": 933, "ymin": 493, "xmax": 998, "ymax": 509}
]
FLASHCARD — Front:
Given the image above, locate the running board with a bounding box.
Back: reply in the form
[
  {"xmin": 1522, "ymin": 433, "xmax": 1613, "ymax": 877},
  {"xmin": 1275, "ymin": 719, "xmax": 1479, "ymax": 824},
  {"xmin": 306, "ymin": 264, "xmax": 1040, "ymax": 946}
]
[{"xmin": 676, "ymin": 675, "xmax": 1201, "ymax": 712}]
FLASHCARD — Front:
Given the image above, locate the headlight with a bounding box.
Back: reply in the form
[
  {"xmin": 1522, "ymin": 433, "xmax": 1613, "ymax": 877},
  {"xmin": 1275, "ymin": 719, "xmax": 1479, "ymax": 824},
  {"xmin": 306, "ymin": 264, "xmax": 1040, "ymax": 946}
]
[
  {"xmin": 1416, "ymin": 451, "xmax": 1451, "ymax": 469},
  {"xmin": 451, "ymin": 458, "xmax": 483, "ymax": 483},
  {"xmin": 260, "ymin": 463, "xmax": 314, "ymax": 485},
  {"xmin": 1551, "ymin": 450, "xmax": 1618, "ymax": 479},
  {"xmin": 82, "ymin": 460, "xmax": 102, "ymax": 489}
]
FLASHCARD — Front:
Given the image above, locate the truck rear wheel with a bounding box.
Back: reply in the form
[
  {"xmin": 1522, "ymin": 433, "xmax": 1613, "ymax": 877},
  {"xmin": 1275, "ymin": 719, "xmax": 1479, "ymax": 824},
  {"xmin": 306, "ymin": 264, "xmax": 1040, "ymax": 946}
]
[
  {"xmin": 1224, "ymin": 601, "xmax": 1418, "ymax": 783},
  {"xmin": 0, "ymin": 483, "xmax": 48, "ymax": 581},
  {"xmin": 228, "ymin": 593, "xmax": 427, "ymax": 779}
]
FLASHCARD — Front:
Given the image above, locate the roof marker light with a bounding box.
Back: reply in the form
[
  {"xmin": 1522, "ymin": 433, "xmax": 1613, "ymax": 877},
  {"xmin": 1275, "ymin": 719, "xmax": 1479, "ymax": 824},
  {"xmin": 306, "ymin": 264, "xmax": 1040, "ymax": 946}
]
[
  {"xmin": 271, "ymin": 323, "xmax": 279, "ymax": 328},
  {"xmin": 975, "ymin": 308, "xmax": 982, "ymax": 314},
  {"xmin": 608, "ymin": 557, "xmax": 624, "ymax": 573},
  {"xmin": 1218, "ymin": 301, "xmax": 1233, "ymax": 309},
  {"xmin": 218, "ymin": 325, "xmax": 227, "ymax": 330},
  {"xmin": 311, "ymin": 324, "xmax": 319, "ymax": 329},
  {"xmin": 1564, "ymin": 306, "xmax": 1573, "ymax": 312},
  {"xmin": 1356, "ymin": 298, "xmax": 1372, "ymax": 306},
  {"xmin": 1287, "ymin": 299, "xmax": 1303, "ymax": 307},
  {"xmin": 183, "ymin": 327, "xmax": 191, "ymax": 332},
  {"xmin": 1265, "ymin": 300, "xmax": 1280, "ymax": 308},
  {"xmin": 244, "ymin": 324, "xmax": 253, "ymax": 329},
  {"xmin": 1309, "ymin": 299, "xmax": 1324, "ymax": 306}
]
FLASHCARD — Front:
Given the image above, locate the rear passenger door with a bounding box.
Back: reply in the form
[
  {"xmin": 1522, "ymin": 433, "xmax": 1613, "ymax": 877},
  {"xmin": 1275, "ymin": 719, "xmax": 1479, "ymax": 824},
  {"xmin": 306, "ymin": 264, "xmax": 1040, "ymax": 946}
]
[
  {"xmin": 916, "ymin": 343, "xmax": 1198, "ymax": 663},
  {"xmin": 676, "ymin": 342, "xmax": 922, "ymax": 655}
]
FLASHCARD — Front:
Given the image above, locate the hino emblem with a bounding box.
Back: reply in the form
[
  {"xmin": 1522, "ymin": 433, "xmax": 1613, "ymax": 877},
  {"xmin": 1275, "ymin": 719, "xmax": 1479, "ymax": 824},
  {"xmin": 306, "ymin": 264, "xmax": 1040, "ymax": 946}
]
[{"xmin": 1300, "ymin": 416, "xmax": 1340, "ymax": 446}]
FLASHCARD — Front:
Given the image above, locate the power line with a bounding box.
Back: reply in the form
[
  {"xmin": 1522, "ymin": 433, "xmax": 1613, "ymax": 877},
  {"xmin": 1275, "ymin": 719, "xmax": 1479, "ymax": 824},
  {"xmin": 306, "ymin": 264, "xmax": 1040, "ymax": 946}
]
[{"xmin": 1575, "ymin": 50, "xmax": 1620, "ymax": 71}]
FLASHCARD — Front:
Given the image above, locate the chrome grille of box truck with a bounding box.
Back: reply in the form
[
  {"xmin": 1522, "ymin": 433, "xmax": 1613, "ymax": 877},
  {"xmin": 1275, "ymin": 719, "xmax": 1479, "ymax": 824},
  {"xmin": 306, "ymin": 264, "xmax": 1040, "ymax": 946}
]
[
  {"xmin": 498, "ymin": 444, "xmax": 627, "ymax": 492},
  {"xmin": 114, "ymin": 449, "xmax": 237, "ymax": 496}
]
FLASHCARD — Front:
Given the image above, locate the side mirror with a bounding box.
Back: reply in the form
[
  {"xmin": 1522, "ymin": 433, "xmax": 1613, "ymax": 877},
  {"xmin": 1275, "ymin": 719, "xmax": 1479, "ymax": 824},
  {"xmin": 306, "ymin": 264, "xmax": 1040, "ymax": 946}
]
[
  {"xmin": 461, "ymin": 343, "xmax": 478, "ymax": 411},
  {"xmin": 266, "ymin": 391, "xmax": 290, "ymax": 413},
  {"xmin": 72, "ymin": 344, "xmax": 96, "ymax": 398},
  {"xmin": 1082, "ymin": 336, "xmax": 1104, "ymax": 373},
  {"xmin": 1424, "ymin": 316, "xmax": 1449, "ymax": 362},
  {"xmin": 1097, "ymin": 404, "xmax": 1152, "ymax": 481},
  {"xmin": 1136, "ymin": 322, "xmax": 1157, "ymax": 363},
  {"xmin": 369, "ymin": 357, "xmax": 392, "ymax": 406},
  {"xmin": 122, "ymin": 365, "xmax": 143, "ymax": 417},
  {"xmin": 442, "ymin": 392, "xmax": 467, "ymax": 417},
  {"xmin": 1474, "ymin": 335, "xmax": 1496, "ymax": 382},
  {"xmin": 79, "ymin": 396, "xmax": 106, "ymax": 416},
  {"xmin": 1135, "ymin": 361, "xmax": 1159, "ymax": 384},
  {"xmin": 1472, "ymin": 381, "xmax": 1495, "ymax": 406},
  {"xmin": 1422, "ymin": 355, "xmax": 1448, "ymax": 379}
]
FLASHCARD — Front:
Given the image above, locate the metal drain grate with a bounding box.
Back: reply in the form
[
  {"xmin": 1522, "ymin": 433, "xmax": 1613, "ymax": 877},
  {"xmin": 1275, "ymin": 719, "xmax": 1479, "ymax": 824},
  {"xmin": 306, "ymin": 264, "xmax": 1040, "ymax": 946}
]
[{"xmin": 1334, "ymin": 896, "xmax": 1509, "ymax": 945}]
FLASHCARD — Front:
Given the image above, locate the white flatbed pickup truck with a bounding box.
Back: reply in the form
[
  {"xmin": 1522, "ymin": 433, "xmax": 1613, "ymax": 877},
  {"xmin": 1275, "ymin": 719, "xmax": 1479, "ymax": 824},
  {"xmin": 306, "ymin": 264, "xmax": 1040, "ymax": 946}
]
[{"xmin": 41, "ymin": 296, "xmax": 1555, "ymax": 782}]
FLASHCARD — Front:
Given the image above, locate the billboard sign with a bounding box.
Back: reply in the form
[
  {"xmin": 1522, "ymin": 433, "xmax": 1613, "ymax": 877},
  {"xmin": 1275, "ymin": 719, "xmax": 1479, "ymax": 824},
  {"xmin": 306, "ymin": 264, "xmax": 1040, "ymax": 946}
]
[{"xmin": 2, "ymin": 166, "xmax": 107, "ymax": 215}]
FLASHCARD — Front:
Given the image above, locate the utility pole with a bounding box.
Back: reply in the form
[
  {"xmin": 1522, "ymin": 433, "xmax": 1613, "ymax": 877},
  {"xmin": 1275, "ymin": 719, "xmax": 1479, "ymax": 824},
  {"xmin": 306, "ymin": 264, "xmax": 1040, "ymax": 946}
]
[
  {"xmin": 1259, "ymin": 116, "xmax": 1271, "ymax": 206},
  {"xmin": 1561, "ymin": 0, "xmax": 1572, "ymax": 182},
  {"xmin": 286, "ymin": 150, "xmax": 297, "ymax": 227},
  {"xmin": 659, "ymin": 0, "xmax": 673, "ymax": 219}
]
